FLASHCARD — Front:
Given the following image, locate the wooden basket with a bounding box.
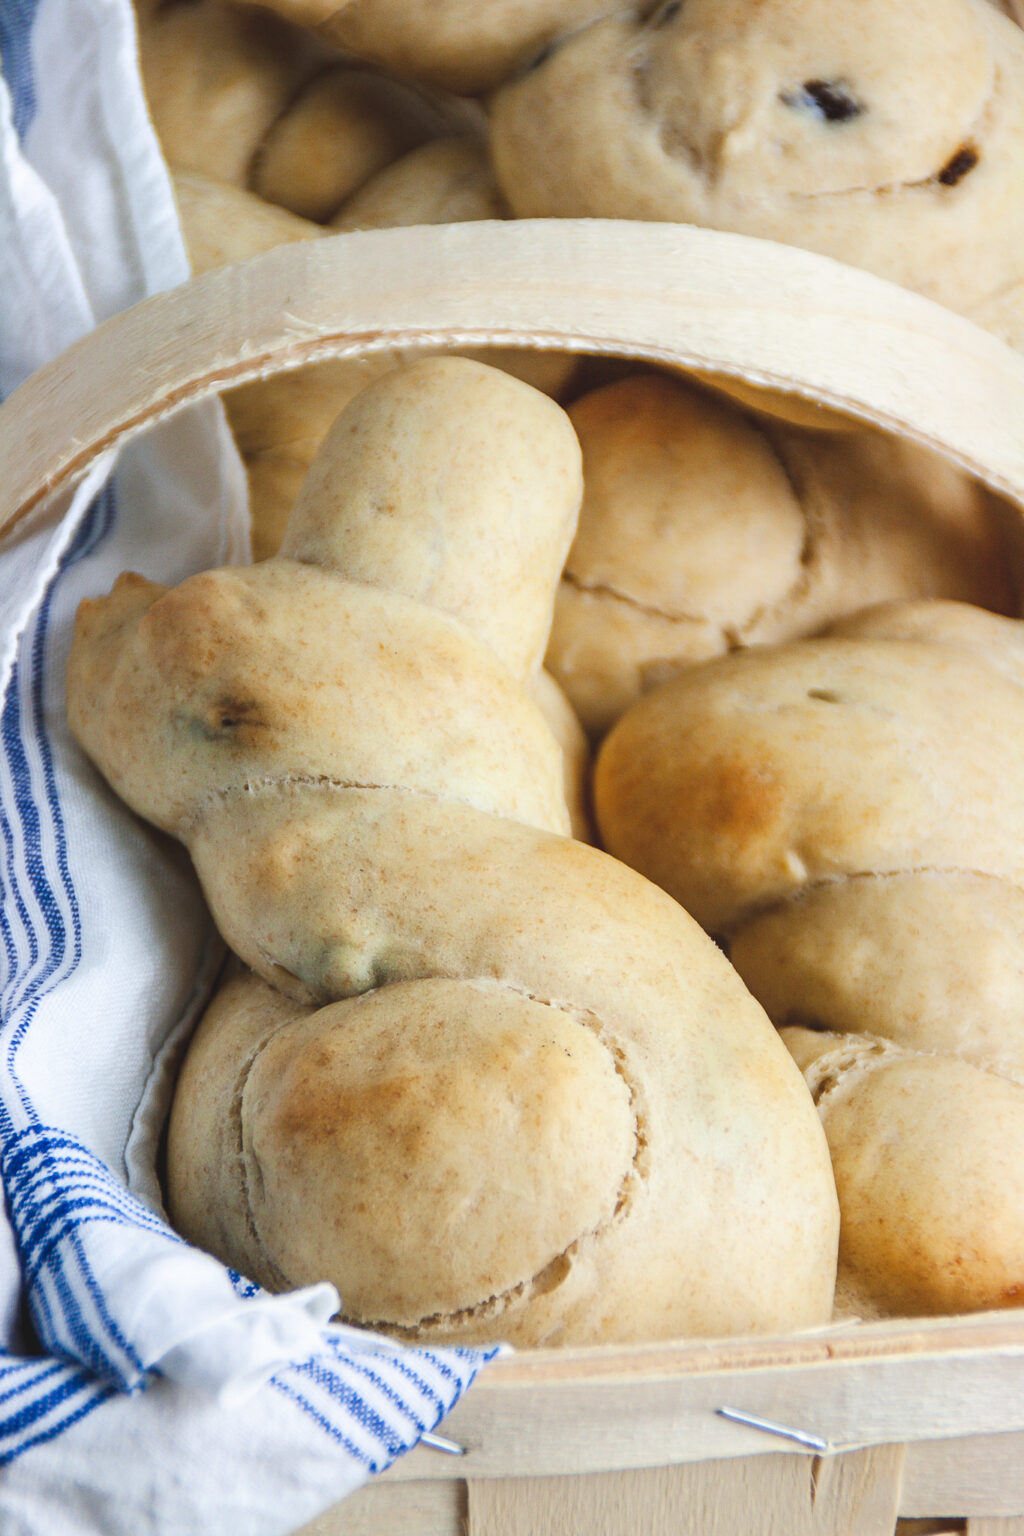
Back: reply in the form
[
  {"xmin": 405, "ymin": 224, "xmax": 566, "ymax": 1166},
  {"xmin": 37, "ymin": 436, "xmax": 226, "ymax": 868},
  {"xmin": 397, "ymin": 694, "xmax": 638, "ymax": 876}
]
[{"xmin": 5, "ymin": 220, "xmax": 1024, "ymax": 1536}]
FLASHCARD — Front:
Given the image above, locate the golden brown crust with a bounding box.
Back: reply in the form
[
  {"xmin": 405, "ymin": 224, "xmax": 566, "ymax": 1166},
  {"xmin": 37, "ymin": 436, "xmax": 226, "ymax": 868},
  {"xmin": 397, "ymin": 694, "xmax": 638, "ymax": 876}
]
[
  {"xmin": 595, "ymin": 601, "xmax": 1024, "ymax": 1318},
  {"xmin": 784, "ymin": 1027, "xmax": 1024, "ymax": 1315}
]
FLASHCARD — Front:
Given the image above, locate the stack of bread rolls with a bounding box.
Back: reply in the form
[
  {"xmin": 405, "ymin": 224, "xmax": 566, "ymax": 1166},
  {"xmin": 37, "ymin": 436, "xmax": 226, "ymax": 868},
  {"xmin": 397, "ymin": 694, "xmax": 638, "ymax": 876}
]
[
  {"xmin": 141, "ymin": 0, "xmax": 1024, "ymax": 357},
  {"xmin": 109, "ymin": 0, "xmax": 1024, "ymax": 1335},
  {"xmin": 595, "ymin": 600, "xmax": 1024, "ymax": 1318}
]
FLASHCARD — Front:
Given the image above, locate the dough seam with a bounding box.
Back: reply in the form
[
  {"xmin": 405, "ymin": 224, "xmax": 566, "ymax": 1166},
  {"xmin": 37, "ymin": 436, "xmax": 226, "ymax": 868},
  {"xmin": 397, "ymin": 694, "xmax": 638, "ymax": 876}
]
[
  {"xmin": 179, "ymin": 772, "xmax": 501, "ymax": 839},
  {"xmin": 726, "ymin": 864, "xmax": 1024, "ymax": 938},
  {"xmin": 240, "ymin": 979, "xmax": 648, "ymax": 1336}
]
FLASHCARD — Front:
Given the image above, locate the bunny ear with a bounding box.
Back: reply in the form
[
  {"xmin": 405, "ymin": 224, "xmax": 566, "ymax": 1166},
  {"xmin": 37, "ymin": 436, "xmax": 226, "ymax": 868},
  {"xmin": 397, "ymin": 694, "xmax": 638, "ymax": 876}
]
[{"xmin": 3, "ymin": 221, "xmax": 1024, "ymax": 543}]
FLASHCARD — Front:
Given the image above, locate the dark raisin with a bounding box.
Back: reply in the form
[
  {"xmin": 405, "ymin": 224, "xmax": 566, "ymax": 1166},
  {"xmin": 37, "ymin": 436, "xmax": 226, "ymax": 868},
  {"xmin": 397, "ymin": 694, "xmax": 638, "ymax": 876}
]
[
  {"xmin": 525, "ymin": 39, "xmax": 556, "ymax": 73},
  {"xmin": 936, "ymin": 145, "xmax": 979, "ymax": 187},
  {"xmin": 188, "ymin": 697, "xmax": 267, "ymax": 741},
  {"xmin": 782, "ymin": 79, "xmax": 864, "ymax": 123}
]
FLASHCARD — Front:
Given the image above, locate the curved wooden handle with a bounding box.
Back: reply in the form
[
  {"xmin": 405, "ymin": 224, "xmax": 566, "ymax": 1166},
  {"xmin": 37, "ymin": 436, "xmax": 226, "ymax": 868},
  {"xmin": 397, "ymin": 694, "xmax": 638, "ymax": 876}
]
[{"xmin": 3, "ymin": 219, "xmax": 1024, "ymax": 538}]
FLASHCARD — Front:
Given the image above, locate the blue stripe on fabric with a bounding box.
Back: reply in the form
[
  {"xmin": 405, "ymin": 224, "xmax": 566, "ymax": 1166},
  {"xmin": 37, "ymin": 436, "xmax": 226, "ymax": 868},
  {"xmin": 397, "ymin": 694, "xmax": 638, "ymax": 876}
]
[
  {"xmin": 416, "ymin": 1350, "xmax": 457, "ymax": 1390},
  {"xmin": 2, "ymin": 1128, "xmax": 169, "ymax": 1387},
  {"xmin": 1, "ymin": 1387, "xmax": 112, "ymax": 1464},
  {"xmin": 0, "ymin": 486, "xmax": 117, "ymax": 1134},
  {"xmin": 40, "ymin": 1242, "xmax": 139, "ymax": 1388},
  {"xmin": 340, "ymin": 1358, "xmax": 427, "ymax": 1435},
  {"xmin": 7, "ymin": 1155, "xmax": 175, "ymax": 1278},
  {"xmin": 0, "ymin": 675, "xmax": 40, "ymax": 997},
  {"xmin": 0, "ymin": 661, "xmax": 71, "ymax": 1034},
  {"xmin": 21, "ymin": 1202, "xmax": 173, "ymax": 1284},
  {"xmin": 0, "ymin": 1376, "xmax": 114, "ymax": 1466},
  {"xmin": 39, "ymin": 1244, "xmax": 128, "ymax": 1383},
  {"xmin": 268, "ymin": 1377, "xmax": 377, "ymax": 1471},
  {"xmin": 0, "ymin": 477, "xmax": 119, "ymax": 1132},
  {"xmin": 0, "ymin": 1361, "xmax": 63, "ymax": 1407},
  {"xmin": 370, "ymin": 1353, "xmax": 444, "ymax": 1415},
  {"xmin": 292, "ymin": 1358, "xmax": 410, "ymax": 1456},
  {"xmin": 0, "ymin": 0, "xmax": 42, "ymax": 139},
  {"xmin": 227, "ymin": 1270, "xmax": 262, "ymax": 1301},
  {"xmin": 1, "ymin": 484, "xmax": 115, "ymax": 1057},
  {"xmin": 0, "ymin": 1353, "xmax": 114, "ymax": 1467},
  {"xmin": 0, "ymin": 1366, "xmax": 97, "ymax": 1439},
  {"xmin": 0, "ymin": 471, "xmax": 188, "ymax": 1406},
  {"xmin": 72, "ymin": 1225, "xmax": 148, "ymax": 1386}
]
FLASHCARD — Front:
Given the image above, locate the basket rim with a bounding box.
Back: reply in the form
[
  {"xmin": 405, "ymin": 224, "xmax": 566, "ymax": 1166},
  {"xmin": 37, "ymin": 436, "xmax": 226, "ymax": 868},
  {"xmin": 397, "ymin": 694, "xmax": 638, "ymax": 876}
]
[
  {"xmin": 485, "ymin": 1303, "xmax": 1024, "ymax": 1383},
  {"xmin": 3, "ymin": 218, "xmax": 1024, "ymax": 541}
]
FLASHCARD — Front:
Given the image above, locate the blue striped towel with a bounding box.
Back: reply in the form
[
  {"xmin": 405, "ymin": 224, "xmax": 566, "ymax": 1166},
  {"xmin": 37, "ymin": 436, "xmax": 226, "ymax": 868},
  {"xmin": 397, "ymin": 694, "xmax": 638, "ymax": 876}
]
[{"xmin": 0, "ymin": 3, "xmax": 496, "ymax": 1531}]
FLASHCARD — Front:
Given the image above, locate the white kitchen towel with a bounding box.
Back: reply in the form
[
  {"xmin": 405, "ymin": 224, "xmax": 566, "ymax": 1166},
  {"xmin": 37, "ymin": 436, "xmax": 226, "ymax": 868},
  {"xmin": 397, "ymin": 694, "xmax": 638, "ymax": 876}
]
[{"xmin": 0, "ymin": 4, "xmax": 497, "ymax": 1532}]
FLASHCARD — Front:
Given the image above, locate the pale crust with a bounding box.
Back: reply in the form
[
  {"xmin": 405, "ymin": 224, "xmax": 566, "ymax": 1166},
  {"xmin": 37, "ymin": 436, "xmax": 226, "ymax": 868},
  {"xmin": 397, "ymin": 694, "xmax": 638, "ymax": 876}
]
[
  {"xmin": 146, "ymin": 3, "xmax": 581, "ymax": 555},
  {"xmin": 70, "ymin": 356, "xmax": 839, "ymax": 1346},
  {"xmin": 491, "ymin": 0, "xmax": 1024, "ymax": 348},
  {"xmin": 330, "ymin": 137, "xmax": 507, "ymax": 231},
  {"xmin": 595, "ymin": 600, "xmax": 1024, "ymax": 1318},
  {"xmin": 167, "ymin": 808, "xmax": 837, "ymax": 1344},
  {"xmin": 138, "ymin": 2, "xmax": 446, "ymax": 216}
]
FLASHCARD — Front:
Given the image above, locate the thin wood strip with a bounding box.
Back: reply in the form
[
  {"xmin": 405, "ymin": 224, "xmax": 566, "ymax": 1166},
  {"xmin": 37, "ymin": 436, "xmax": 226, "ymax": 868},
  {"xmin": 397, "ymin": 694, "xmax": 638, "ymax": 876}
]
[
  {"xmin": 472, "ymin": 1308, "xmax": 1024, "ymax": 1387},
  {"xmin": 901, "ymin": 1431, "xmax": 1024, "ymax": 1519},
  {"xmin": 809, "ymin": 1445, "xmax": 906, "ymax": 1536},
  {"xmin": 3, "ymin": 220, "xmax": 1024, "ymax": 537},
  {"xmin": 466, "ymin": 1464, "xmax": 719, "ymax": 1536},
  {"xmin": 466, "ymin": 1461, "xmax": 813, "ymax": 1536},
  {"xmin": 466, "ymin": 1448, "xmax": 903, "ymax": 1536},
  {"xmin": 294, "ymin": 1477, "xmax": 465, "ymax": 1536}
]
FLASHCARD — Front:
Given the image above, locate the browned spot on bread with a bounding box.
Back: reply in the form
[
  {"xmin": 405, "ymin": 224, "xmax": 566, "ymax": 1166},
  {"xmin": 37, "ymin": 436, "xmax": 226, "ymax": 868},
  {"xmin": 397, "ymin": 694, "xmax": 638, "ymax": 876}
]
[
  {"xmin": 271, "ymin": 1068, "xmax": 436, "ymax": 1162},
  {"xmin": 686, "ymin": 757, "xmax": 785, "ymax": 844},
  {"xmin": 193, "ymin": 696, "xmax": 271, "ymax": 746}
]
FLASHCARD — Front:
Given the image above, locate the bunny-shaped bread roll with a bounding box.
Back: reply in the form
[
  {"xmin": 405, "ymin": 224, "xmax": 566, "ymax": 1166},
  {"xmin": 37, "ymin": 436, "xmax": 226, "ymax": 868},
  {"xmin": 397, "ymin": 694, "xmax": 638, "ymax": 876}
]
[
  {"xmin": 491, "ymin": 0, "xmax": 1024, "ymax": 351},
  {"xmin": 67, "ymin": 357, "xmax": 837, "ymax": 1345}
]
